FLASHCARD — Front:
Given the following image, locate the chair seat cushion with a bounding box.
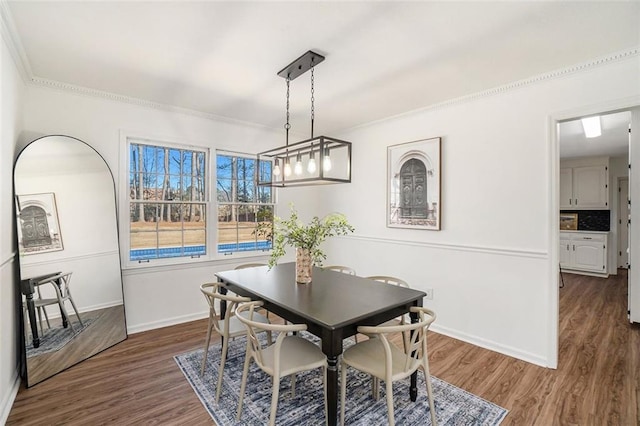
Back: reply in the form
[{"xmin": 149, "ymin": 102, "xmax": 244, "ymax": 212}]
[
  {"xmin": 259, "ymin": 336, "xmax": 326, "ymax": 377},
  {"xmin": 342, "ymin": 338, "xmax": 419, "ymax": 381}
]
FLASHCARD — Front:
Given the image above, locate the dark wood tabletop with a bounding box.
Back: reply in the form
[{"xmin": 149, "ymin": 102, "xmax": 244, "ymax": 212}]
[{"xmin": 215, "ymin": 262, "xmax": 426, "ymax": 426}]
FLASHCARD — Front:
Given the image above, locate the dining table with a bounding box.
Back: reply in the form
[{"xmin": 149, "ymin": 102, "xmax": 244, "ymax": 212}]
[{"xmin": 215, "ymin": 262, "xmax": 426, "ymax": 426}]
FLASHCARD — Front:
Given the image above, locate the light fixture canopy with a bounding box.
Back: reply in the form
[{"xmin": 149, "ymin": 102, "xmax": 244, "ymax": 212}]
[
  {"xmin": 258, "ymin": 50, "xmax": 352, "ymax": 187},
  {"xmin": 581, "ymin": 116, "xmax": 601, "ymax": 138}
]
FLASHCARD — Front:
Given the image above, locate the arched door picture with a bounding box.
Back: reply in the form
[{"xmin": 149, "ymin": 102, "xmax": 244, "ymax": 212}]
[
  {"xmin": 400, "ymin": 159, "xmax": 428, "ymax": 219},
  {"xmin": 16, "ymin": 193, "xmax": 64, "ymax": 254},
  {"xmin": 388, "ymin": 137, "xmax": 441, "ymax": 230},
  {"xmin": 21, "ymin": 205, "xmax": 52, "ymax": 247}
]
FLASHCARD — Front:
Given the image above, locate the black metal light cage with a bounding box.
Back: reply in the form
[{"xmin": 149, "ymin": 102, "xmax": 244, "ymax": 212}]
[
  {"xmin": 257, "ymin": 50, "xmax": 352, "ymax": 188},
  {"xmin": 257, "ymin": 135, "xmax": 351, "ymax": 187}
]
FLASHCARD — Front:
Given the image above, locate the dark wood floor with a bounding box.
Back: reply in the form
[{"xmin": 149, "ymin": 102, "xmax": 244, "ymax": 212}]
[{"xmin": 7, "ymin": 269, "xmax": 638, "ymax": 425}]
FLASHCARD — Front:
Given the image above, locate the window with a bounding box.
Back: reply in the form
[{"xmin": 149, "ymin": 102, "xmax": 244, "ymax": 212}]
[
  {"xmin": 128, "ymin": 140, "xmax": 207, "ymax": 262},
  {"xmin": 216, "ymin": 152, "xmax": 274, "ymax": 254}
]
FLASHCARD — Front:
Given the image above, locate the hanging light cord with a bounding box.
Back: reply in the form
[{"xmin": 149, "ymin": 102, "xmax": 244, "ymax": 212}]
[
  {"xmin": 285, "ymin": 77, "xmax": 291, "ymax": 147},
  {"xmin": 310, "ymin": 63, "xmax": 315, "ymax": 138}
]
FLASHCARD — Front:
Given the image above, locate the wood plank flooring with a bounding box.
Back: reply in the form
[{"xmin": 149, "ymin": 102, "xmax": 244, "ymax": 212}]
[
  {"xmin": 7, "ymin": 270, "xmax": 638, "ymax": 425},
  {"xmin": 25, "ymin": 305, "xmax": 126, "ymax": 386}
]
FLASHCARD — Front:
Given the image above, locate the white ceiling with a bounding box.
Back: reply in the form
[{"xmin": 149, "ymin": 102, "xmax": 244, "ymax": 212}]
[
  {"xmin": 5, "ymin": 1, "xmax": 640, "ymax": 140},
  {"xmin": 559, "ymin": 111, "xmax": 631, "ymax": 159}
]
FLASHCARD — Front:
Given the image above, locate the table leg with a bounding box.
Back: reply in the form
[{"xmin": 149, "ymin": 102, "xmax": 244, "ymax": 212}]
[
  {"xmin": 219, "ymin": 284, "xmax": 228, "ymax": 348},
  {"xmin": 25, "ymin": 294, "xmax": 40, "ymax": 348},
  {"xmin": 327, "ymin": 355, "xmax": 339, "ymax": 426},
  {"xmin": 322, "ymin": 330, "xmax": 343, "ymax": 426},
  {"xmin": 410, "ymin": 309, "xmax": 419, "ymax": 401}
]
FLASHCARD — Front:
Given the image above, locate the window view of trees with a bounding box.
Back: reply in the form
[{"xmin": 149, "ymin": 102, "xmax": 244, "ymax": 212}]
[
  {"xmin": 129, "ymin": 142, "xmax": 206, "ymax": 260},
  {"xmin": 216, "ymin": 153, "xmax": 273, "ymax": 253}
]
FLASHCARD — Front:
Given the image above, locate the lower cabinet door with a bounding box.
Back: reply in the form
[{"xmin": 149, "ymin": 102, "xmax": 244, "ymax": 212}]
[
  {"xmin": 559, "ymin": 240, "xmax": 572, "ymax": 268},
  {"xmin": 573, "ymin": 241, "xmax": 605, "ymax": 272}
]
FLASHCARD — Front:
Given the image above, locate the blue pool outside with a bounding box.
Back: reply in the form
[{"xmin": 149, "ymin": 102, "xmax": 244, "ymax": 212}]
[{"xmin": 130, "ymin": 240, "xmax": 272, "ymax": 260}]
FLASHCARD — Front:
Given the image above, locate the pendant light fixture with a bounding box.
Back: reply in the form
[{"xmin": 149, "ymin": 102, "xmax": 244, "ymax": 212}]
[{"xmin": 258, "ymin": 50, "xmax": 352, "ymax": 187}]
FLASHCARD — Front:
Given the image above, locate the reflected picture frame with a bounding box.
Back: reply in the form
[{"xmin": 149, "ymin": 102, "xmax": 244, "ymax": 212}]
[
  {"xmin": 387, "ymin": 137, "xmax": 441, "ymax": 230},
  {"xmin": 16, "ymin": 192, "xmax": 64, "ymax": 254}
]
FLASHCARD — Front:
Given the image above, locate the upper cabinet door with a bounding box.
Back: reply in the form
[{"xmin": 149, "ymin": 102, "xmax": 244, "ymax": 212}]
[
  {"xmin": 573, "ymin": 165, "xmax": 608, "ymax": 209},
  {"xmin": 559, "ymin": 168, "xmax": 573, "ymax": 209}
]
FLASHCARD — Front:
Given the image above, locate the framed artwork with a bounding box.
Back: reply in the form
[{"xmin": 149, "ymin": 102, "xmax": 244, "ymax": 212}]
[
  {"xmin": 16, "ymin": 192, "xmax": 64, "ymax": 254},
  {"xmin": 387, "ymin": 137, "xmax": 441, "ymax": 230}
]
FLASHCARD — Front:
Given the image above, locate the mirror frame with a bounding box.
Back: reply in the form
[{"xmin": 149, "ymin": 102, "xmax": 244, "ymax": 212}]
[{"xmin": 13, "ymin": 135, "xmax": 127, "ymax": 387}]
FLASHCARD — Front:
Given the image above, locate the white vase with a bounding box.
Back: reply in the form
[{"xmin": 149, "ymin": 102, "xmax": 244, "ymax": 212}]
[{"xmin": 295, "ymin": 248, "xmax": 312, "ymax": 284}]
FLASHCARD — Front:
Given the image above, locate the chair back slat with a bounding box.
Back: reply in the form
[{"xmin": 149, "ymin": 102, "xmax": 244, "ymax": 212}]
[
  {"xmin": 200, "ymin": 282, "xmax": 251, "ymax": 335},
  {"xmin": 358, "ymin": 307, "xmax": 436, "ymax": 375},
  {"xmin": 366, "ymin": 275, "xmax": 409, "ymax": 288},
  {"xmin": 235, "ymin": 301, "xmax": 307, "ymax": 371},
  {"xmin": 322, "ymin": 265, "xmax": 356, "ymax": 275}
]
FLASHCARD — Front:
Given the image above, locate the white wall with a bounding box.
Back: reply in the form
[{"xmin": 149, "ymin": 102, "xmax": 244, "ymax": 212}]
[
  {"xmin": 318, "ymin": 55, "xmax": 640, "ymax": 367},
  {"xmin": 0, "ymin": 28, "xmax": 25, "ymax": 425},
  {"xmin": 630, "ymin": 107, "xmax": 640, "ymax": 322},
  {"xmin": 20, "ymin": 86, "xmax": 308, "ymax": 333}
]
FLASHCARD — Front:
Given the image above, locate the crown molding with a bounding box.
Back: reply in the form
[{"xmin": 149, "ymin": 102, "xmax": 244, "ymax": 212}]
[
  {"xmin": 29, "ymin": 76, "xmax": 286, "ymax": 133},
  {"xmin": 0, "ymin": 0, "xmax": 33, "ymax": 82},
  {"xmin": 1, "ymin": 1, "xmax": 637, "ymax": 135},
  {"xmin": 346, "ymin": 47, "xmax": 640, "ymax": 133}
]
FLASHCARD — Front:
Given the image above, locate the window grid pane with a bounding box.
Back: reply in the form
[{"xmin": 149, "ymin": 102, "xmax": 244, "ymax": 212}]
[
  {"xmin": 129, "ymin": 141, "xmax": 207, "ymax": 261},
  {"xmin": 216, "ymin": 150, "xmax": 274, "ymax": 254}
]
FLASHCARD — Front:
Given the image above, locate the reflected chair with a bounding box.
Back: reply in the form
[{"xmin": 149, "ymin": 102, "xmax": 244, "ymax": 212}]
[
  {"xmin": 199, "ymin": 282, "xmax": 272, "ymax": 403},
  {"xmin": 34, "ymin": 272, "xmax": 83, "ymax": 333},
  {"xmin": 340, "ymin": 306, "xmax": 438, "ymax": 426},
  {"xmin": 235, "ymin": 301, "xmax": 328, "ymax": 426},
  {"xmin": 322, "ymin": 265, "xmax": 356, "ymax": 275}
]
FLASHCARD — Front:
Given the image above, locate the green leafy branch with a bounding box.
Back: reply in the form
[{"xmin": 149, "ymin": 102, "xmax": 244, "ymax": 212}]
[{"xmin": 256, "ymin": 204, "xmax": 355, "ymax": 268}]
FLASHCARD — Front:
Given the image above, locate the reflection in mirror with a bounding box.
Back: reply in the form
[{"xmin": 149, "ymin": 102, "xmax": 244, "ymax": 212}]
[{"xmin": 14, "ymin": 135, "xmax": 127, "ymax": 387}]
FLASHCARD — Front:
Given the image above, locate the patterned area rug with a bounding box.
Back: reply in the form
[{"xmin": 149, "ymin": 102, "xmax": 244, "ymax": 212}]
[
  {"xmin": 26, "ymin": 317, "xmax": 93, "ymax": 358},
  {"xmin": 175, "ymin": 333, "xmax": 508, "ymax": 425}
]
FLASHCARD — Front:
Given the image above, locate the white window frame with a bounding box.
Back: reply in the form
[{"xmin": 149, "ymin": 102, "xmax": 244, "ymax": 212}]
[
  {"xmin": 120, "ymin": 132, "xmax": 215, "ymax": 269},
  {"xmin": 215, "ymin": 149, "xmax": 275, "ymax": 258},
  {"xmin": 119, "ymin": 132, "xmax": 275, "ymax": 269}
]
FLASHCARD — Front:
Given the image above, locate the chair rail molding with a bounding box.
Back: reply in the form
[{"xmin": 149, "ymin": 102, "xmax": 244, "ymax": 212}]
[{"xmin": 341, "ymin": 234, "xmax": 547, "ymax": 259}]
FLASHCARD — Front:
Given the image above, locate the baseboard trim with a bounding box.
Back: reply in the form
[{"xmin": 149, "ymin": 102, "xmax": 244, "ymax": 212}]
[
  {"xmin": 127, "ymin": 311, "xmax": 208, "ymax": 335},
  {"xmin": 431, "ymin": 323, "xmax": 549, "ymax": 368},
  {"xmin": 0, "ymin": 370, "xmax": 21, "ymax": 425}
]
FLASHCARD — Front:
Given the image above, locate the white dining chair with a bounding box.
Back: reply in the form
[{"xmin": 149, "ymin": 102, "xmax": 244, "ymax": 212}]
[
  {"xmin": 199, "ymin": 282, "xmax": 271, "ymax": 403},
  {"xmin": 235, "ymin": 300, "xmax": 328, "ymax": 426},
  {"xmin": 340, "ymin": 306, "xmax": 438, "ymax": 426},
  {"xmin": 34, "ymin": 272, "xmax": 83, "ymax": 333},
  {"xmin": 322, "ymin": 265, "xmax": 356, "ymax": 275}
]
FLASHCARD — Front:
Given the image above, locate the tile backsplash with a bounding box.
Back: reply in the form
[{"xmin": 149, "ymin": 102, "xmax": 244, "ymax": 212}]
[{"xmin": 560, "ymin": 210, "xmax": 610, "ymax": 231}]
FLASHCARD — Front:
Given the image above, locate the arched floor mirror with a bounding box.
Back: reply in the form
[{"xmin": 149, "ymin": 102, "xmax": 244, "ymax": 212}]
[{"xmin": 14, "ymin": 135, "xmax": 127, "ymax": 387}]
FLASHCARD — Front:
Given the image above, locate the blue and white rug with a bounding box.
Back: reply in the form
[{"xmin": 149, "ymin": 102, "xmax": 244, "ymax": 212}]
[
  {"xmin": 175, "ymin": 333, "xmax": 508, "ymax": 425},
  {"xmin": 26, "ymin": 317, "xmax": 94, "ymax": 358}
]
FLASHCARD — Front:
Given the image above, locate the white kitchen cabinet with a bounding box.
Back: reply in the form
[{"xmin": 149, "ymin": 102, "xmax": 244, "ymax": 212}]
[
  {"xmin": 559, "ymin": 164, "xmax": 608, "ymax": 210},
  {"xmin": 560, "ymin": 232, "xmax": 608, "ymax": 276},
  {"xmin": 559, "ymin": 235, "xmax": 572, "ymax": 267}
]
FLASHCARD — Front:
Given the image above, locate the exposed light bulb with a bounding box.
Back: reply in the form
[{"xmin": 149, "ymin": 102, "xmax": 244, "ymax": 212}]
[
  {"xmin": 323, "ymin": 148, "xmax": 332, "ymax": 172},
  {"xmin": 294, "ymin": 154, "xmax": 303, "ymax": 175},
  {"xmin": 284, "ymin": 160, "xmax": 292, "ymax": 177},
  {"xmin": 307, "ymin": 157, "xmax": 317, "ymax": 173},
  {"xmin": 273, "ymin": 160, "xmax": 281, "ymax": 177}
]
